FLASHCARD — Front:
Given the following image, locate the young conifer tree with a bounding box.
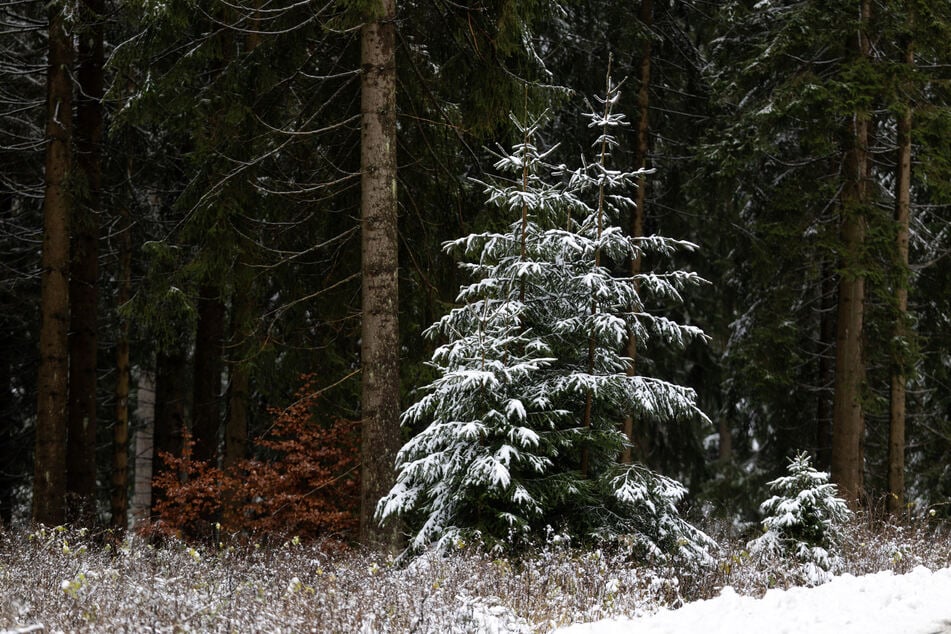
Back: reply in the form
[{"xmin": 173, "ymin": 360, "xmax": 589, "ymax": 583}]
[
  {"xmin": 379, "ymin": 77, "xmax": 714, "ymax": 563},
  {"xmin": 748, "ymin": 452, "xmax": 851, "ymax": 584}
]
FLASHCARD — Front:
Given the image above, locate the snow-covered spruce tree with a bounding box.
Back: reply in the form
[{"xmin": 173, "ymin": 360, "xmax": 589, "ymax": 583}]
[
  {"xmin": 378, "ymin": 77, "xmax": 714, "ymax": 563},
  {"xmin": 748, "ymin": 452, "xmax": 852, "ymax": 583}
]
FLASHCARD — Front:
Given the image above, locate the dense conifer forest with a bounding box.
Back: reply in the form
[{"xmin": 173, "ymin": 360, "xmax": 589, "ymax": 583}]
[{"xmin": 1, "ymin": 0, "xmax": 950, "ymax": 552}]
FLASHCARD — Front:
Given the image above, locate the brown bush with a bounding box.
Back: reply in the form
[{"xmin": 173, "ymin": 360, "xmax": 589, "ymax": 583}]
[{"xmin": 149, "ymin": 374, "xmax": 359, "ymax": 543}]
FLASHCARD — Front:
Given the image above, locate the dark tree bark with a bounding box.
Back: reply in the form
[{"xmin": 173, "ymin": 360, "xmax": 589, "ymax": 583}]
[
  {"xmin": 66, "ymin": 0, "xmax": 104, "ymax": 524},
  {"xmin": 623, "ymin": 0, "xmax": 653, "ymax": 465},
  {"xmin": 359, "ymin": 0, "xmax": 401, "ymax": 549},
  {"xmin": 888, "ymin": 23, "xmax": 914, "ymax": 514},
  {"xmin": 192, "ymin": 286, "xmax": 225, "ymax": 465},
  {"xmin": 223, "ymin": 23, "xmax": 262, "ymax": 475},
  {"xmin": 830, "ymin": 0, "xmax": 871, "ymax": 504},
  {"xmin": 0, "ymin": 341, "xmax": 13, "ymax": 525},
  {"xmin": 131, "ymin": 372, "xmax": 155, "ymax": 525},
  {"xmin": 0, "ymin": 190, "xmax": 16, "ymax": 525},
  {"xmin": 816, "ymin": 260, "xmax": 837, "ymax": 472},
  {"xmin": 224, "ymin": 272, "xmax": 253, "ymax": 471},
  {"xmin": 151, "ymin": 350, "xmax": 187, "ymax": 514},
  {"xmin": 111, "ymin": 175, "xmax": 133, "ymax": 530},
  {"xmin": 33, "ymin": 4, "xmax": 74, "ymax": 526},
  {"xmin": 221, "ymin": 265, "xmax": 254, "ymax": 529}
]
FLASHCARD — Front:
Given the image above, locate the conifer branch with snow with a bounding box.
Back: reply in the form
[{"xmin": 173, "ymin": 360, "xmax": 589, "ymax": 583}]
[{"xmin": 748, "ymin": 452, "xmax": 852, "ymax": 584}]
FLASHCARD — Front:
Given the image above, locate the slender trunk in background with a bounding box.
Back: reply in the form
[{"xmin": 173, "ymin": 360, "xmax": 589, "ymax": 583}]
[
  {"xmin": 192, "ymin": 286, "xmax": 225, "ymax": 465},
  {"xmin": 888, "ymin": 24, "xmax": 914, "ymax": 514},
  {"xmin": 33, "ymin": 5, "xmax": 74, "ymax": 526},
  {"xmin": 224, "ymin": 276, "xmax": 252, "ymax": 471},
  {"xmin": 223, "ymin": 22, "xmax": 262, "ymax": 476},
  {"xmin": 359, "ymin": 0, "xmax": 401, "ymax": 549},
  {"xmin": 816, "ymin": 260, "xmax": 837, "ymax": 472},
  {"xmin": 0, "ymin": 340, "xmax": 12, "ymax": 525},
  {"xmin": 831, "ymin": 0, "xmax": 871, "ymax": 505},
  {"xmin": 222, "ymin": 265, "xmax": 253, "ymax": 529},
  {"xmin": 111, "ymin": 167, "xmax": 133, "ymax": 530},
  {"xmin": 130, "ymin": 371, "xmax": 155, "ymax": 526},
  {"xmin": 0, "ymin": 192, "xmax": 14, "ymax": 524},
  {"xmin": 66, "ymin": 0, "xmax": 104, "ymax": 524},
  {"xmin": 151, "ymin": 350, "xmax": 187, "ymax": 514},
  {"xmin": 717, "ymin": 415, "xmax": 732, "ymax": 463},
  {"xmin": 189, "ymin": 9, "xmax": 234, "ymax": 470},
  {"xmin": 623, "ymin": 0, "xmax": 652, "ymax": 465}
]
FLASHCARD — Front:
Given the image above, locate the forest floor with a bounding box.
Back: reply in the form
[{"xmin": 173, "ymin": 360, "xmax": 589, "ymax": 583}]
[{"xmin": 1, "ymin": 514, "xmax": 949, "ymax": 633}]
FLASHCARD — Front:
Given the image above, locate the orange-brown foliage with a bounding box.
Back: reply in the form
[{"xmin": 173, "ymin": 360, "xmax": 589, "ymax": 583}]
[{"xmin": 149, "ymin": 375, "xmax": 360, "ymax": 543}]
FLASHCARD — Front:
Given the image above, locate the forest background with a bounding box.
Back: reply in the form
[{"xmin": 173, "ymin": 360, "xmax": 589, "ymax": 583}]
[{"xmin": 1, "ymin": 0, "xmax": 950, "ymax": 546}]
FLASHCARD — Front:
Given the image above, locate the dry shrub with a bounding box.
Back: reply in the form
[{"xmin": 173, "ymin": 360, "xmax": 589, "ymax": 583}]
[
  {"xmin": 3, "ymin": 515, "xmax": 949, "ymax": 632},
  {"xmin": 150, "ymin": 374, "xmax": 359, "ymax": 543}
]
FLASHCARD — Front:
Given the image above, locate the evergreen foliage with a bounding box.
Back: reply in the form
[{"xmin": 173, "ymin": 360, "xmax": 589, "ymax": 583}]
[
  {"xmin": 748, "ymin": 452, "xmax": 851, "ymax": 582},
  {"xmin": 379, "ymin": 82, "xmax": 714, "ymax": 563},
  {"xmin": 698, "ymin": 0, "xmax": 951, "ymax": 506},
  {"xmin": 2, "ymin": 0, "xmax": 949, "ymax": 541}
]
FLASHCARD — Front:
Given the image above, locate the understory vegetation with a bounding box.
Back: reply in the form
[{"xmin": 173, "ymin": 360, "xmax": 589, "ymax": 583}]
[{"xmin": 1, "ymin": 513, "xmax": 948, "ymax": 633}]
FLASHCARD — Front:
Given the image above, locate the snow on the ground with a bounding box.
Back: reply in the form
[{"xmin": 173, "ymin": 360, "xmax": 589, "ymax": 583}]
[{"xmin": 558, "ymin": 566, "xmax": 951, "ymax": 634}]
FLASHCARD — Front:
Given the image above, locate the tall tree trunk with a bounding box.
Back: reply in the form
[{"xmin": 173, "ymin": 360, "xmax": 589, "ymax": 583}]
[
  {"xmin": 0, "ymin": 341, "xmax": 12, "ymax": 525},
  {"xmin": 359, "ymin": 0, "xmax": 401, "ymax": 549},
  {"xmin": 0, "ymin": 192, "xmax": 15, "ymax": 525},
  {"xmin": 623, "ymin": 0, "xmax": 652, "ymax": 465},
  {"xmin": 192, "ymin": 286, "xmax": 225, "ymax": 465},
  {"xmin": 830, "ymin": 0, "xmax": 871, "ymax": 504},
  {"xmin": 66, "ymin": 0, "xmax": 104, "ymax": 524},
  {"xmin": 224, "ymin": 278, "xmax": 252, "ymax": 471},
  {"xmin": 131, "ymin": 371, "xmax": 155, "ymax": 526},
  {"xmin": 151, "ymin": 350, "xmax": 187, "ymax": 514},
  {"xmin": 816, "ymin": 259, "xmax": 836, "ymax": 472},
  {"xmin": 33, "ymin": 5, "xmax": 74, "ymax": 526},
  {"xmin": 222, "ymin": 267, "xmax": 253, "ymax": 529},
  {"xmin": 111, "ymin": 173, "xmax": 133, "ymax": 530},
  {"xmin": 888, "ymin": 25, "xmax": 914, "ymax": 515},
  {"xmin": 223, "ymin": 22, "xmax": 262, "ymax": 476},
  {"xmin": 224, "ymin": 268, "xmax": 253, "ymax": 465}
]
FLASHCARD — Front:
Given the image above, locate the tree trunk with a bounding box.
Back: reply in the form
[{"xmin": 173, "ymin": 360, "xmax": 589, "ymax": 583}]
[
  {"xmin": 224, "ymin": 279, "xmax": 252, "ymax": 471},
  {"xmin": 1, "ymin": 191, "xmax": 15, "ymax": 524},
  {"xmin": 888, "ymin": 27, "xmax": 914, "ymax": 515},
  {"xmin": 131, "ymin": 371, "xmax": 155, "ymax": 527},
  {"xmin": 192, "ymin": 286, "xmax": 225, "ymax": 465},
  {"xmin": 33, "ymin": 5, "xmax": 74, "ymax": 527},
  {"xmin": 111, "ymin": 175, "xmax": 133, "ymax": 530},
  {"xmin": 717, "ymin": 415, "xmax": 732, "ymax": 463},
  {"xmin": 66, "ymin": 0, "xmax": 104, "ymax": 524},
  {"xmin": 0, "ymin": 341, "xmax": 13, "ymax": 525},
  {"xmin": 359, "ymin": 0, "xmax": 401, "ymax": 549},
  {"xmin": 221, "ymin": 268, "xmax": 253, "ymax": 529},
  {"xmin": 223, "ymin": 22, "xmax": 262, "ymax": 475},
  {"xmin": 816, "ymin": 260, "xmax": 836, "ymax": 472},
  {"xmin": 222, "ymin": 330, "xmax": 250, "ymax": 468},
  {"xmin": 151, "ymin": 350, "xmax": 187, "ymax": 514},
  {"xmin": 623, "ymin": 0, "xmax": 652, "ymax": 465},
  {"xmin": 830, "ymin": 0, "xmax": 871, "ymax": 505}
]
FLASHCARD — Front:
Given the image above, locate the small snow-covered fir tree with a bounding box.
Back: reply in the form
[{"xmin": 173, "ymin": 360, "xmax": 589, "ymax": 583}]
[
  {"xmin": 748, "ymin": 452, "xmax": 852, "ymax": 583},
  {"xmin": 378, "ymin": 76, "xmax": 714, "ymax": 563}
]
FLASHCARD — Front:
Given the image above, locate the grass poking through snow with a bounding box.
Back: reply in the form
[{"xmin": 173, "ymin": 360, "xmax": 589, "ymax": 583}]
[{"xmin": 1, "ymin": 513, "xmax": 948, "ymax": 633}]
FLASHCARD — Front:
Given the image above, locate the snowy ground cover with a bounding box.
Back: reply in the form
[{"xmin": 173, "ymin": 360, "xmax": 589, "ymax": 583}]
[
  {"xmin": 0, "ymin": 515, "xmax": 949, "ymax": 633},
  {"xmin": 559, "ymin": 565, "xmax": 951, "ymax": 634}
]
